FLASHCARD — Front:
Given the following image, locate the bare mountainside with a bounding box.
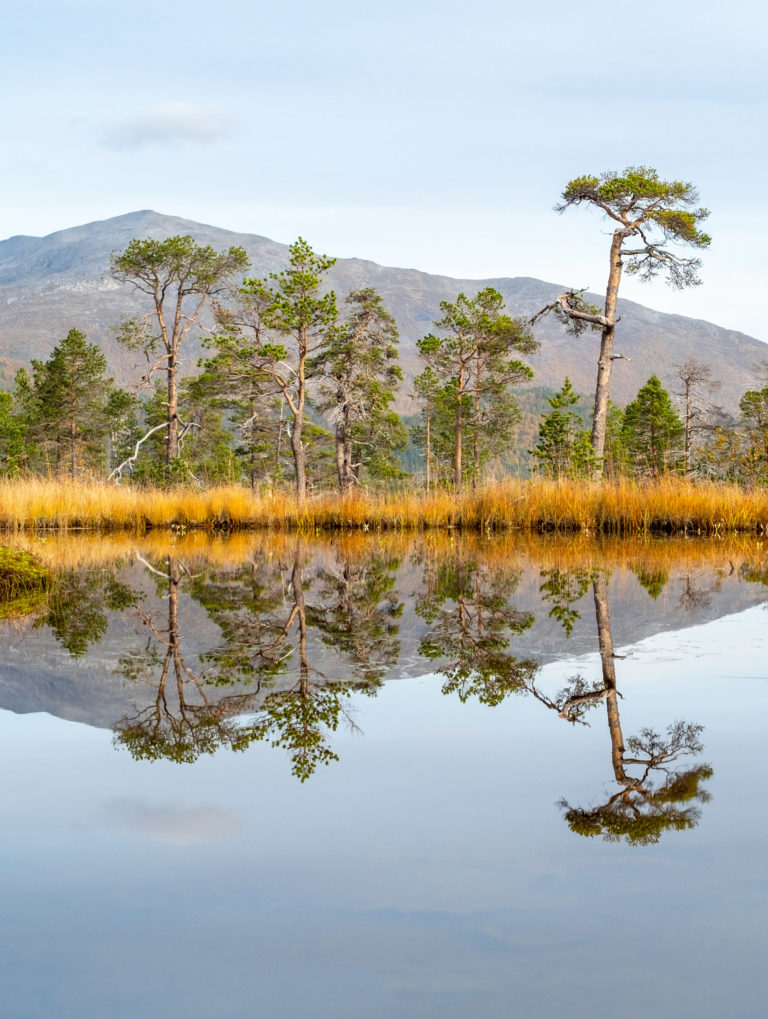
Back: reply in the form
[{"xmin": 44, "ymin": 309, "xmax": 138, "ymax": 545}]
[{"xmin": 0, "ymin": 209, "xmax": 765, "ymax": 411}]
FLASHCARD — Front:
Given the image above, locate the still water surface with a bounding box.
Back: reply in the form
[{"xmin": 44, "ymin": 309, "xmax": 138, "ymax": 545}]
[{"xmin": 1, "ymin": 533, "xmax": 766, "ymax": 1018}]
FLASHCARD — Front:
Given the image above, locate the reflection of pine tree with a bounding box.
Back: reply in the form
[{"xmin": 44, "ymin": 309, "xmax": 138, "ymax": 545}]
[
  {"xmin": 416, "ymin": 547, "xmax": 537, "ymax": 705},
  {"xmin": 308, "ymin": 543, "xmax": 403, "ymax": 684},
  {"xmin": 114, "ymin": 557, "xmax": 264, "ymax": 764},
  {"xmin": 242, "ymin": 546, "xmax": 364, "ymax": 782},
  {"xmin": 538, "ymin": 567, "xmax": 592, "ymax": 636},
  {"xmin": 557, "ymin": 573, "xmax": 711, "ymax": 845},
  {"xmin": 170, "ymin": 541, "xmax": 399, "ymax": 780},
  {"xmin": 41, "ymin": 565, "xmax": 137, "ymax": 658},
  {"xmin": 560, "ymin": 723, "xmax": 712, "ymax": 845}
]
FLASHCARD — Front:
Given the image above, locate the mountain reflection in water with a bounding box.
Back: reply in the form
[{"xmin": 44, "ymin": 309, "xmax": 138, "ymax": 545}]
[{"xmin": 0, "ymin": 533, "xmax": 762, "ymax": 824}]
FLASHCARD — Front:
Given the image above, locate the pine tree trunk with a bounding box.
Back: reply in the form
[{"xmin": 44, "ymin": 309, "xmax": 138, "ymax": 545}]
[
  {"xmin": 292, "ymin": 354, "xmax": 307, "ymax": 504},
  {"xmin": 591, "ymin": 231, "xmax": 624, "ymax": 475},
  {"xmin": 167, "ymin": 355, "xmax": 179, "ymax": 465},
  {"xmin": 70, "ymin": 417, "xmax": 77, "ymax": 480},
  {"xmin": 425, "ymin": 400, "xmax": 432, "ymax": 494},
  {"xmin": 454, "ymin": 367, "xmax": 464, "ymax": 493},
  {"xmin": 684, "ymin": 382, "xmax": 693, "ymax": 478}
]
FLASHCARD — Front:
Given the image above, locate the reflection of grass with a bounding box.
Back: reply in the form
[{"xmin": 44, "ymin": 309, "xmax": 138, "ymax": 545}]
[
  {"xmin": 2, "ymin": 528, "xmax": 766, "ymax": 586},
  {"xmin": 0, "ymin": 546, "xmax": 50, "ymax": 618},
  {"xmin": 2, "ymin": 476, "xmax": 768, "ymax": 535}
]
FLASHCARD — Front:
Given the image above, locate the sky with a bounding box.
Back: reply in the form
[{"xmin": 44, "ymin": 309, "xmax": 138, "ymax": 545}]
[{"xmin": 4, "ymin": 0, "xmax": 767, "ymax": 339}]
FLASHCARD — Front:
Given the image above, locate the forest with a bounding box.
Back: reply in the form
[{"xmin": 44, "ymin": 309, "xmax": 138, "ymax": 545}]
[{"xmin": 1, "ymin": 167, "xmax": 768, "ymax": 532}]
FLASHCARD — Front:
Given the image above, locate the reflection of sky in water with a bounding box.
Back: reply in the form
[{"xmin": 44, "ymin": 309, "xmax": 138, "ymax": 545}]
[{"xmin": 0, "ymin": 607, "xmax": 767, "ymax": 1018}]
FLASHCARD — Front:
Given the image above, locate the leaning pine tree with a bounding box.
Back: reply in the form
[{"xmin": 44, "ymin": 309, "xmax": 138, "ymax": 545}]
[{"xmin": 530, "ymin": 167, "xmax": 710, "ymax": 477}]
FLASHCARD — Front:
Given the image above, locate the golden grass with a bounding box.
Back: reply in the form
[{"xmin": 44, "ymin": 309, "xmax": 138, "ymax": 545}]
[{"xmin": 2, "ymin": 476, "xmax": 768, "ymax": 535}]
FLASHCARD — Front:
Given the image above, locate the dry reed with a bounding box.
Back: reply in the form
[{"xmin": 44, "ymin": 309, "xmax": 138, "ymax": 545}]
[{"xmin": 2, "ymin": 476, "xmax": 768, "ymax": 535}]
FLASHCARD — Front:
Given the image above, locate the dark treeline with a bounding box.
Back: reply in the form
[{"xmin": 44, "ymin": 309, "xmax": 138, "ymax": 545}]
[{"xmin": 2, "ymin": 167, "xmax": 767, "ymax": 494}]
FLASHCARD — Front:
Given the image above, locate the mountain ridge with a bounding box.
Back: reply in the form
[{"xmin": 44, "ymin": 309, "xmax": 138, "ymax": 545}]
[{"xmin": 0, "ymin": 210, "xmax": 764, "ymax": 411}]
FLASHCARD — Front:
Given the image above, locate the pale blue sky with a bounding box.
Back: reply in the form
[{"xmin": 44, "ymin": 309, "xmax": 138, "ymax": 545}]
[{"xmin": 4, "ymin": 0, "xmax": 766, "ymax": 338}]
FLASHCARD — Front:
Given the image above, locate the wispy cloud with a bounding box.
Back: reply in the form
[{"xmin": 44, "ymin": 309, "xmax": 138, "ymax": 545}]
[{"xmin": 101, "ymin": 101, "xmax": 237, "ymax": 150}]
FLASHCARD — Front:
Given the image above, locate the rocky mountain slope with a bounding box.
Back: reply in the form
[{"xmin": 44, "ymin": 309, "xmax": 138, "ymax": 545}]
[{"xmin": 0, "ymin": 210, "xmax": 765, "ymax": 412}]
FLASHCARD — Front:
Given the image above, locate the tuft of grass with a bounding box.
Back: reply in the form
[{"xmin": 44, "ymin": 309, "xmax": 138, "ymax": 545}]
[{"xmin": 0, "ymin": 546, "xmax": 50, "ymax": 618}]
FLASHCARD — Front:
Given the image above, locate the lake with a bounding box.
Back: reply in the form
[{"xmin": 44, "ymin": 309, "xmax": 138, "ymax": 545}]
[{"xmin": 1, "ymin": 532, "xmax": 767, "ymax": 1018}]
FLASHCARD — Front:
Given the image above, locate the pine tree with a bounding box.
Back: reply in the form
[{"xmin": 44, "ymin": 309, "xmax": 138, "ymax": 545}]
[
  {"xmin": 738, "ymin": 385, "xmax": 768, "ymax": 485},
  {"xmin": 311, "ymin": 287, "xmax": 406, "ymax": 493},
  {"xmin": 111, "ymin": 235, "xmax": 248, "ymax": 468},
  {"xmin": 238, "ymin": 238, "xmax": 338, "ymax": 504},
  {"xmin": 416, "ymin": 288, "xmax": 535, "ymax": 492},
  {"xmin": 532, "ymin": 378, "xmax": 594, "ymax": 478}
]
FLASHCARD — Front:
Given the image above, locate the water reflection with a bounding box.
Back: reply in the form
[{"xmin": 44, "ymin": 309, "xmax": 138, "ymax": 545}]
[
  {"xmin": 419, "ymin": 548, "xmax": 712, "ymax": 843},
  {"xmin": 114, "ymin": 555, "xmax": 261, "ymax": 763},
  {"xmin": 113, "ymin": 540, "xmax": 405, "ymax": 780},
  {"xmin": 0, "ymin": 534, "xmax": 762, "ymax": 824},
  {"xmin": 42, "ymin": 564, "xmax": 137, "ymax": 657},
  {"xmin": 557, "ymin": 573, "xmax": 712, "ymax": 845},
  {"xmin": 415, "ymin": 544, "xmax": 538, "ymax": 704}
]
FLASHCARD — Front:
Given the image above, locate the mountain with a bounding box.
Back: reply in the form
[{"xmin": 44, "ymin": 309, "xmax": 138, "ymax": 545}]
[{"xmin": 0, "ymin": 209, "xmax": 764, "ymax": 411}]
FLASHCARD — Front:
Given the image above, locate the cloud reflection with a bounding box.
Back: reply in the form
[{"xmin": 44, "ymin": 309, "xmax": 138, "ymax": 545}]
[{"xmin": 101, "ymin": 799, "xmax": 242, "ymax": 845}]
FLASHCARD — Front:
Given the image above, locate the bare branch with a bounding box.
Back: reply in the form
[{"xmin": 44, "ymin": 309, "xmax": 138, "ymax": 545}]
[{"xmin": 108, "ymin": 421, "xmax": 171, "ymax": 482}]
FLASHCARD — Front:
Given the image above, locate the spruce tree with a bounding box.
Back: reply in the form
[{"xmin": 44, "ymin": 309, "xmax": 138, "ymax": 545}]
[
  {"xmin": 532, "ymin": 378, "xmax": 594, "ymax": 478},
  {"xmin": 621, "ymin": 376, "xmax": 684, "ymax": 477},
  {"xmin": 28, "ymin": 328, "xmax": 133, "ymax": 478}
]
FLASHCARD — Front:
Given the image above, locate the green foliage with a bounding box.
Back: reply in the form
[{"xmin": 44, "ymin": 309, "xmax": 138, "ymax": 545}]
[
  {"xmin": 111, "ymin": 235, "xmax": 249, "ymax": 466},
  {"xmin": 237, "ymin": 237, "xmax": 338, "ymax": 499},
  {"xmin": 737, "ymin": 385, "xmax": 768, "ymax": 485},
  {"xmin": 0, "ymin": 387, "xmax": 31, "ymax": 475},
  {"xmin": 111, "ymin": 235, "xmax": 248, "ymax": 297},
  {"xmin": 559, "ymin": 167, "xmax": 711, "ymax": 287},
  {"xmin": 41, "ymin": 567, "xmax": 138, "ymax": 657},
  {"xmin": 633, "ymin": 565, "xmax": 669, "ymax": 600},
  {"xmin": 538, "ymin": 567, "xmax": 591, "ymax": 636},
  {"xmin": 24, "ymin": 329, "xmax": 134, "ymax": 478},
  {"xmin": 311, "ymin": 287, "xmax": 407, "ymax": 491},
  {"xmin": 415, "ymin": 551, "xmax": 537, "ymax": 704},
  {"xmin": 415, "ymin": 288, "xmax": 535, "ymax": 489},
  {"xmin": 560, "ymin": 721, "xmax": 712, "ymax": 845},
  {"xmin": 532, "ymin": 378, "xmax": 595, "ymax": 478},
  {"xmin": 621, "ymin": 376, "xmax": 685, "ymax": 477},
  {"xmin": 0, "ymin": 547, "xmax": 50, "ymax": 617}
]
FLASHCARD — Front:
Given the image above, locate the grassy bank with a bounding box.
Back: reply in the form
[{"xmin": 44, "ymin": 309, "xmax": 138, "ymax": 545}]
[{"xmin": 2, "ymin": 477, "xmax": 768, "ymax": 534}]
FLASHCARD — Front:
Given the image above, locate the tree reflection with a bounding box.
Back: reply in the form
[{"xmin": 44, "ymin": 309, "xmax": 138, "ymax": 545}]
[
  {"xmin": 538, "ymin": 566, "xmax": 591, "ymax": 636},
  {"xmin": 558, "ymin": 573, "xmax": 712, "ymax": 845},
  {"xmin": 416, "ymin": 547, "xmax": 537, "ymax": 704},
  {"xmin": 114, "ymin": 556, "xmax": 262, "ymax": 763},
  {"xmin": 41, "ymin": 566, "xmax": 137, "ymax": 657},
  {"xmin": 235, "ymin": 543, "xmax": 356, "ymax": 783},
  {"xmin": 115, "ymin": 541, "xmax": 402, "ymax": 781},
  {"xmin": 308, "ymin": 540, "xmax": 403, "ymax": 684}
]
